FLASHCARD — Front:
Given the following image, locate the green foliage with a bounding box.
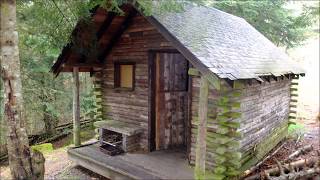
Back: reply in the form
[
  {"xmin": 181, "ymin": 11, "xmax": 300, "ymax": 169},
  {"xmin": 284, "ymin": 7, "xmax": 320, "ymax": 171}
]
[
  {"xmin": 194, "ymin": 167, "xmax": 205, "ymax": 180},
  {"xmin": 81, "ymin": 89, "xmax": 96, "ymax": 115},
  {"xmin": 31, "ymin": 143, "xmax": 54, "ymax": 154},
  {"xmin": 0, "ymin": 1, "xmax": 98, "ymax": 140},
  {"xmin": 58, "ymin": 126, "xmax": 96, "ymax": 147},
  {"xmin": 213, "ymin": 0, "xmax": 319, "ymax": 48},
  {"xmin": 288, "ymin": 123, "xmax": 305, "ymax": 138}
]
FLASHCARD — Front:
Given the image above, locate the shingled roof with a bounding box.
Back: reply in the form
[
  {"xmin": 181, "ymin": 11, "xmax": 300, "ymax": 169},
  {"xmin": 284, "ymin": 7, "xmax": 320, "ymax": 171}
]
[
  {"xmin": 52, "ymin": 3, "xmax": 305, "ymax": 80},
  {"xmin": 151, "ymin": 4, "xmax": 305, "ymax": 80}
]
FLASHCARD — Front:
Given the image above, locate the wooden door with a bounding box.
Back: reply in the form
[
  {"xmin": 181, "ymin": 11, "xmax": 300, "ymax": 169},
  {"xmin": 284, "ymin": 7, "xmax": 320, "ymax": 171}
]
[{"xmin": 155, "ymin": 52, "xmax": 188, "ymax": 150}]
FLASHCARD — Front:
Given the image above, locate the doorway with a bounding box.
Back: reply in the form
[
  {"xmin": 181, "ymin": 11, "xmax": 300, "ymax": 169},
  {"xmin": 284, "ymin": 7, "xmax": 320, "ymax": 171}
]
[{"xmin": 150, "ymin": 52, "xmax": 189, "ymax": 151}]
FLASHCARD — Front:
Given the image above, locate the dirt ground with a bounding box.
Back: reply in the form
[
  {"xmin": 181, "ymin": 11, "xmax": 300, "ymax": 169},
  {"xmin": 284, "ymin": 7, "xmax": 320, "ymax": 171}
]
[
  {"xmin": 0, "ymin": 142, "xmax": 108, "ymax": 180},
  {"xmin": 0, "ymin": 129, "xmax": 108, "ymax": 180}
]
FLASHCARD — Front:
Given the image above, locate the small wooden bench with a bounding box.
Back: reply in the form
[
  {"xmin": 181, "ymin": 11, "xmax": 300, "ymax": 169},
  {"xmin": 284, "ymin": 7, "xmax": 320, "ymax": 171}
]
[{"xmin": 94, "ymin": 120, "xmax": 143, "ymax": 152}]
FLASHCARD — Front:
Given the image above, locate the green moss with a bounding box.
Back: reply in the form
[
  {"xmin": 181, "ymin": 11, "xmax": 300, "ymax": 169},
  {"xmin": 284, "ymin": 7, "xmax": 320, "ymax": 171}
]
[
  {"xmin": 288, "ymin": 123, "xmax": 305, "ymax": 138},
  {"xmin": 214, "ymin": 155, "xmax": 227, "ymax": 164},
  {"xmin": 225, "ymin": 167, "xmax": 241, "ymax": 176},
  {"xmin": 206, "ymin": 173, "xmax": 225, "ymax": 180},
  {"xmin": 219, "ymin": 121, "xmax": 240, "ymax": 128},
  {"xmin": 216, "ymin": 126, "xmax": 230, "ymax": 135},
  {"xmin": 215, "ymin": 147, "xmax": 227, "ymax": 155},
  {"xmin": 32, "ymin": 143, "xmax": 54, "ymax": 154},
  {"xmin": 240, "ymin": 122, "xmax": 288, "ymax": 171},
  {"xmin": 226, "ymin": 140, "xmax": 240, "ymax": 149},
  {"xmin": 213, "ymin": 166, "xmax": 226, "ymax": 174},
  {"xmin": 60, "ymin": 126, "xmax": 96, "ymax": 147},
  {"xmin": 194, "ymin": 167, "xmax": 205, "ymax": 180}
]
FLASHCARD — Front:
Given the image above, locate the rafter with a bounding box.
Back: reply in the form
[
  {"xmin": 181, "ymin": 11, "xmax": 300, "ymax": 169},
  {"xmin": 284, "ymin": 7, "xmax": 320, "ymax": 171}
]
[
  {"xmin": 96, "ymin": 12, "xmax": 116, "ymax": 40},
  {"xmin": 98, "ymin": 9, "xmax": 137, "ymax": 62}
]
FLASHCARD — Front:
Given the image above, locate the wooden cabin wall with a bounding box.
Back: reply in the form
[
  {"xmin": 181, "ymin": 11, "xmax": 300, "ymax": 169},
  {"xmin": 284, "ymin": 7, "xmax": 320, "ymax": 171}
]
[
  {"xmin": 239, "ymin": 79, "xmax": 291, "ymax": 150},
  {"xmin": 100, "ymin": 15, "xmax": 175, "ymax": 152},
  {"xmin": 189, "ymin": 77, "xmax": 291, "ymax": 170},
  {"xmin": 239, "ymin": 78, "xmax": 291, "ymax": 169},
  {"xmin": 189, "ymin": 77, "xmax": 220, "ymax": 168}
]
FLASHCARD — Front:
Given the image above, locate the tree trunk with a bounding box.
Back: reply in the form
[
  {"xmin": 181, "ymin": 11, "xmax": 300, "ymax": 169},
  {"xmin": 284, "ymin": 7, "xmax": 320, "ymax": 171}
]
[{"xmin": 0, "ymin": 0, "xmax": 45, "ymax": 179}]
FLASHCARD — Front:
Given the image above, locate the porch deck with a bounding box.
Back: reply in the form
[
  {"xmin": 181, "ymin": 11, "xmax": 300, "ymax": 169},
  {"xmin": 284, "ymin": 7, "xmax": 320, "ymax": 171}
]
[{"xmin": 68, "ymin": 143, "xmax": 194, "ymax": 180}]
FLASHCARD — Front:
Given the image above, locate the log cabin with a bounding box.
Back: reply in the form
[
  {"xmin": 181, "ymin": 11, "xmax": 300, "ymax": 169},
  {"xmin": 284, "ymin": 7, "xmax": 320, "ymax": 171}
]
[{"xmin": 51, "ymin": 2, "xmax": 305, "ymax": 180}]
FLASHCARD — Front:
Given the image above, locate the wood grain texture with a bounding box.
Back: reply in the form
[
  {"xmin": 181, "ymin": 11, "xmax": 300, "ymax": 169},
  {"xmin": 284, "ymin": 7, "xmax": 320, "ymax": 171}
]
[
  {"xmin": 189, "ymin": 78, "xmax": 291, "ymax": 171},
  {"xmin": 100, "ymin": 15, "xmax": 175, "ymax": 151},
  {"xmin": 155, "ymin": 53, "xmax": 188, "ymax": 150},
  {"xmin": 73, "ymin": 67, "xmax": 81, "ymax": 146},
  {"xmin": 195, "ymin": 76, "xmax": 209, "ymax": 177}
]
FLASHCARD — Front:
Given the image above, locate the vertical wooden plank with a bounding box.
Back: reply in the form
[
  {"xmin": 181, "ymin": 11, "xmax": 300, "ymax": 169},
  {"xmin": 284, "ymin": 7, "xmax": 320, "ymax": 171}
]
[
  {"xmin": 99, "ymin": 128, "xmax": 103, "ymax": 145},
  {"xmin": 155, "ymin": 52, "xmax": 189, "ymax": 150},
  {"xmin": 195, "ymin": 76, "xmax": 209, "ymax": 178},
  {"xmin": 122, "ymin": 135, "xmax": 127, "ymax": 152},
  {"xmin": 148, "ymin": 51, "xmax": 156, "ymax": 151},
  {"xmin": 186, "ymin": 72, "xmax": 192, "ymax": 158},
  {"xmin": 155, "ymin": 54, "xmax": 161, "ymax": 150},
  {"xmin": 73, "ymin": 67, "xmax": 81, "ymax": 147}
]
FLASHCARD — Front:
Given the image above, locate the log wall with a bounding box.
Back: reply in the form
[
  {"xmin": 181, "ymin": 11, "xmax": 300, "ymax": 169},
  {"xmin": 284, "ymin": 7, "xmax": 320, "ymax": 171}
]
[
  {"xmin": 190, "ymin": 77, "xmax": 220, "ymax": 167},
  {"xmin": 239, "ymin": 79, "xmax": 291, "ymax": 170},
  {"xmin": 190, "ymin": 78, "xmax": 291, "ymax": 172},
  {"xmin": 239, "ymin": 79, "xmax": 291, "ymax": 152},
  {"xmin": 100, "ymin": 15, "xmax": 174, "ymax": 151}
]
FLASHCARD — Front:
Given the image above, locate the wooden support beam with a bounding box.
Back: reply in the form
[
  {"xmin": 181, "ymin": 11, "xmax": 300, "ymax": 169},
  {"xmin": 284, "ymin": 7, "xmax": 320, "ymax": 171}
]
[
  {"xmin": 187, "ymin": 68, "xmax": 221, "ymax": 90},
  {"xmin": 290, "ymin": 105, "xmax": 297, "ymax": 108},
  {"xmin": 98, "ymin": 9, "xmax": 137, "ymax": 62},
  {"xmin": 271, "ymin": 76, "xmax": 278, "ymax": 81},
  {"xmin": 96, "ymin": 12, "xmax": 116, "ymax": 40},
  {"xmin": 292, "ymin": 74, "xmax": 300, "ymax": 79},
  {"xmin": 290, "ymin": 99, "xmax": 298, "ymax": 103},
  {"xmin": 233, "ymin": 80, "xmax": 245, "ymax": 89},
  {"xmin": 263, "ymin": 76, "xmax": 271, "ymax": 83},
  {"xmin": 73, "ymin": 67, "xmax": 81, "ymax": 147},
  {"xmin": 64, "ymin": 63, "xmax": 104, "ymax": 68},
  {"xmin": 188, "ymin": 68, "xmax": 200, "ymax": 76},
  {"xmin": 285, "ymin": 74, "xmax": 290, "ymax": 79},
  {"xmin": 290, "ymin": 110, "xmax": 297, "ymax": 114},
  {"xmin": 204, "ymin": 74, "xmax": 221, "ymax": 90},
  {"xmin": 195, "ymin": 76, "xmax": 209, "ymax": 178},
  {"xmin": 289, "ymin": 116, "xmax": 296, "ymax": 119}
]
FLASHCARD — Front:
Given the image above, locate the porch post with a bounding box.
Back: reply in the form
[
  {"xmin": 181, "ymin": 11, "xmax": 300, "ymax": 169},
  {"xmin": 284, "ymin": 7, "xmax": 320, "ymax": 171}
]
[
  {"xmin": 73, "ymin": 67, "xmax": 81, "ymax": 146},
  {"xmin": 195, "ymin": 76, "xmax": 209, "ymax": 178}
]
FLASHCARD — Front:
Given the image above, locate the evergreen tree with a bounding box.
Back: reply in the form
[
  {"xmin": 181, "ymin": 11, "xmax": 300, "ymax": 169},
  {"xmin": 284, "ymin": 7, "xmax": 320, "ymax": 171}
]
[{"xmin": 213, "ymin": 0, "xmax": 319, "ymax": 48}]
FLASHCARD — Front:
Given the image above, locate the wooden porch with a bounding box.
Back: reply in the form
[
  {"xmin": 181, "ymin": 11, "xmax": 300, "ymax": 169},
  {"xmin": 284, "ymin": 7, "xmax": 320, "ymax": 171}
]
[{"xmin": 68, "ymin": 142, "xmax": 194, "ymax": 180}]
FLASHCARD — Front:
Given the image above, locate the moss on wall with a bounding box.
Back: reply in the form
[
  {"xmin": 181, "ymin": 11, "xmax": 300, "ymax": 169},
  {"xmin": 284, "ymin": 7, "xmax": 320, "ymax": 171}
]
[
  {"xmin": 201, "ymin": 84, "xmax": 243, "ymax": 180},
  {"xmin": 240, "ymin": 121, "xmax": 288, "ymax": 171}
]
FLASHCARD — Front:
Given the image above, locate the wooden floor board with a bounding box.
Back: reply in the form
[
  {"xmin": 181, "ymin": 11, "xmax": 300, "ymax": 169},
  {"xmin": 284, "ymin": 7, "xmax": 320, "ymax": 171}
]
[{"xmin": 68, "ymin": 144, "xmax": 193, "ymax": 180}]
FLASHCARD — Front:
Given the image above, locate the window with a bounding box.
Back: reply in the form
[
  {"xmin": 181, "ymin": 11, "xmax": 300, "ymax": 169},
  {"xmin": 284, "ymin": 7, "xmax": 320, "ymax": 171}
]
[{"xmin": 114, "ymin": 62, "xmax": 135, "ymax": 90}]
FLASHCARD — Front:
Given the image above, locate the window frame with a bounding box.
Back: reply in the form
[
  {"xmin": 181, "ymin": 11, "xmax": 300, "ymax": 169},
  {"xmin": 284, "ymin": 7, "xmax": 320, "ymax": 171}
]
[{"xmin": 114, "ymin": 62, "xmax": 135, "ymax": 91}]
